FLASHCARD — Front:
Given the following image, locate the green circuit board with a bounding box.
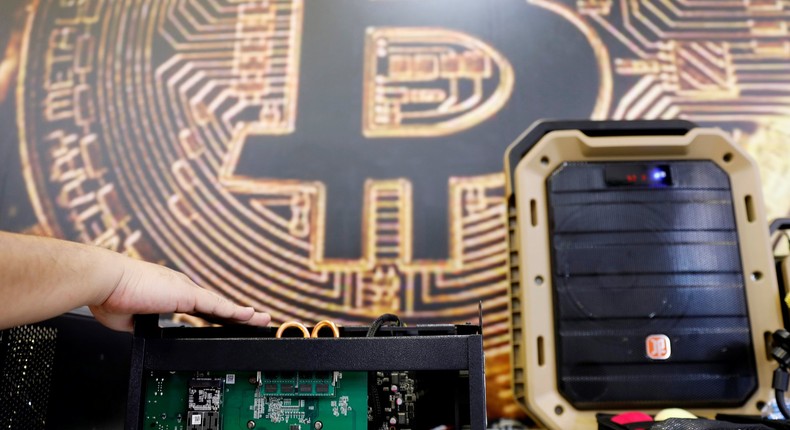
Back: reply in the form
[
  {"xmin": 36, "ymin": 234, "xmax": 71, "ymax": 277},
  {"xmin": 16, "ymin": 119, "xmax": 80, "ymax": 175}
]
[{"xmin": 143, "ymin": 371, "xmax": 367, "ymax": 430}]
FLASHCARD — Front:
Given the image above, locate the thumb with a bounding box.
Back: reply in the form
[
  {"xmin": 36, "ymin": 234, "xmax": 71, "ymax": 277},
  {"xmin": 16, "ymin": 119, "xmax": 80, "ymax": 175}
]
[{"xmin": 89, "ymin": 305, "xmax": 134, "ymax": 332}]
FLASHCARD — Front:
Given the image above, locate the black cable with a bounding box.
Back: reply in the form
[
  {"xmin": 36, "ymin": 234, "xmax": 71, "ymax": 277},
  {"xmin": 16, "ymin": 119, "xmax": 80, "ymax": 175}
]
[
  {"xmin": 770, "ymin": 218, "xmax": 790, "ymax": 236},
  {"xmin": 365, "ymin": 314, "xmax": 400, "ymax": 428},
  {"xmin": 776, "ymin": 388, "xmax": 790, "ymax": 420},
  {"xmin": 366, "ymin": 313, "xmax": 402, "ymax": 337},
  {"xmin": 770, "ymin": 218, "xmax": 790, "ymax": 254},
  {"xmin": 772, "ymin": 230, "xmax": 790, "ymax": 253},
  {"xmin": 773, "ymin": 364, "xmax": 790, "ymax": 419},
  {"xmin": 771, "ymin": 330, "xmax": 790, "ymax": 420}
]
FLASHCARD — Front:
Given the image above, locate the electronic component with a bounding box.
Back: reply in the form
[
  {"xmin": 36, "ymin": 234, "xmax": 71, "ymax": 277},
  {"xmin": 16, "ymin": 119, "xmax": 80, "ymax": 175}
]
[
  {"xmin": 368, "ymin": 371, "xmax": 418, "ymax": 429},
  {"xmin": 187, "ymin": 378, "xmax": 223, "ymax": 430},
  {"xmin": 189, "ymin": 378, "xmax": 223, "ymax": 411},
  {"xmin": 128, "ymin": 317, "xmax": 484, "ymax": 429},
  {"xmin": 144, "ymin": 371, "xmax": 365, "ymax": 429},
  {"xmin": 604, "ymin": 164, "xmax": 672, "ymax": 187},
  {"xmin": 256, "ymin": 371, "xmax": 338, "ymax": 397},
  {"xmin": 187, "ymin": 411, "xmax": 220, "ymax": 430}
]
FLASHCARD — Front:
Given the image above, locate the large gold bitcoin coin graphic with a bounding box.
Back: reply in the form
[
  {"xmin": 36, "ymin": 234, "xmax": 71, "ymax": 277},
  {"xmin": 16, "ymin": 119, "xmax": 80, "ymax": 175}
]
[
  {"xmin": 17, "ymin": 3, "xmax": 607, "ymax": 318},
  {"xmin": 13, "ymin": 0, "xmax": 790, "ymax": 420}
]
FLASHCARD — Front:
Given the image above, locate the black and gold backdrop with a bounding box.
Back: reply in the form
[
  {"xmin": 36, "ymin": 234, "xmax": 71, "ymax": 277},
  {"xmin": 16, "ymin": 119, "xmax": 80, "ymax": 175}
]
[{"xmin": 1, "ymin": 0, "xmax": 789, "ymax": 418}]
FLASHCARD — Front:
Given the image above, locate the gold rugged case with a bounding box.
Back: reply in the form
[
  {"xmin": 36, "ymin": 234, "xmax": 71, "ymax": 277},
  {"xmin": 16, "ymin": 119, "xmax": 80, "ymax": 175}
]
[{"xmin": 504, "ymin": 123, "xmax": 783, "ymax": 429}]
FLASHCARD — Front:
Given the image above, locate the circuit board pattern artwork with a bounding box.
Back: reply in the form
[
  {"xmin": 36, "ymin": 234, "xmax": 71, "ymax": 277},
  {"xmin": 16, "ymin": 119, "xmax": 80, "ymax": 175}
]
[
  {"xmin": 5, "ymin": 0, "xmax": 790, "ymax": 420},
  {"xmin": 362, "ymin": 27, "xmax": 515, "ymax": 137},
  {"xmin": 14, "ymin": 1, "xmax": 536, "ymax": 380}
]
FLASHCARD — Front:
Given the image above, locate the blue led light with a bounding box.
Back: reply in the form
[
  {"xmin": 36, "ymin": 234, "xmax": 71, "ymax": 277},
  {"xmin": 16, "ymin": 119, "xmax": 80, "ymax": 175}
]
[{"xmin": 651, "ymin": 169, "xmax": 667, "ymax": 182}]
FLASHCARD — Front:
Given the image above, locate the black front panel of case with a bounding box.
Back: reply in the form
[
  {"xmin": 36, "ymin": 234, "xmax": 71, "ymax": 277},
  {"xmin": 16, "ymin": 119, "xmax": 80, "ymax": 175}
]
[{"xmin": 547, "ymin": 160, "xmax": 757, "ymax": 409}]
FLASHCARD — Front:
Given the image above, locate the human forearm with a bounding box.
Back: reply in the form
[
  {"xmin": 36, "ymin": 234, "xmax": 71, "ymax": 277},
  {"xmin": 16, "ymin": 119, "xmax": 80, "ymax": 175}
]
[
  {"xmin": 0, "ymin": 231, "xmax": 270, "ymax": 331},
  {"xmin": 0, "ymin": 231, "xmax": 122, "ymax": 329}
]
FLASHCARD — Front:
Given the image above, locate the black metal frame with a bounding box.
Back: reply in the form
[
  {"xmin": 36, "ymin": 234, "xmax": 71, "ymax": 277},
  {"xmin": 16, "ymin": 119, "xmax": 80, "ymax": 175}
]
[
  {"xmin": 1, "ymin": 312, "xmax": 132, "ymax": 430},
  {"xmin": 125, "ymin": 315, "xmax": 487, "ymax": 429}
]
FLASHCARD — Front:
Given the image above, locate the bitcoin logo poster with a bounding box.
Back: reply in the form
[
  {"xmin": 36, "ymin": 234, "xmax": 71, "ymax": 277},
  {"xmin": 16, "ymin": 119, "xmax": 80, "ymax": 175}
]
[{"xmin": 1, "ymin": 0, "xmax": 789, "ymax": 419}]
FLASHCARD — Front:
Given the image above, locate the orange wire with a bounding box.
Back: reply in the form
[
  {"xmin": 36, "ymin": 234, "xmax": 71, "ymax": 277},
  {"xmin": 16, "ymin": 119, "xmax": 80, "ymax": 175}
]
[
  {"xmin": 275, "ymin": 321, "xmax": 310, "ymax": 338},
  {"xmin": 311, "ymin": 320, "xmax": 340, "ymax": 338}
]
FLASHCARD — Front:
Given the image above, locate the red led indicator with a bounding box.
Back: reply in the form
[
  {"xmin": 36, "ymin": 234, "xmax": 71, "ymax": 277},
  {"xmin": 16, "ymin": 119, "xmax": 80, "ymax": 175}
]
[{"xmin": 605, "ymin": 165, "xmax": 673, "ymax": 187}]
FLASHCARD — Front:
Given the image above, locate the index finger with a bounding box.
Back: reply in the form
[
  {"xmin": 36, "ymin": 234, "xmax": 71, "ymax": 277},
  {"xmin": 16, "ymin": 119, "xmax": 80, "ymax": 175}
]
[{"xmin": 190, "ymin": 286, "xmax": 271, "ymax": 327}]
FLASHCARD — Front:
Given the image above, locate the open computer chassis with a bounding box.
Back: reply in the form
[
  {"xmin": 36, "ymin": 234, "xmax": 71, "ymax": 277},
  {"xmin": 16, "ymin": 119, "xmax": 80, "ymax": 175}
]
[{"xmin": 125, "ymin": 314, "xmax": 487, "ymax": 430}]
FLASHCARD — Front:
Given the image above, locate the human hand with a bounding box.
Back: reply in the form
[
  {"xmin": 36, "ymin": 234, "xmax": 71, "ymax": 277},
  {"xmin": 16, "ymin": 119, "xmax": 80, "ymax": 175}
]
[{"xmin": 89, "ymin": 257, "xmax": 270, "ymax": 332}]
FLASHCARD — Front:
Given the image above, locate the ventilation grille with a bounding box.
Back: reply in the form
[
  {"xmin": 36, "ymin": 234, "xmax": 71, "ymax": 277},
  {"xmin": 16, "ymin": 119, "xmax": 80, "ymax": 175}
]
[
  {"xmin": 1, "ymin": 325, "xmax": 58, "ymax": 429},
  {"xmin": 546, "ymin": 160, "xmax": 756, "ymax": 409},
  {"xmin": 507, "ymin": 198, "xmax": 526, "ymax": 403}
]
